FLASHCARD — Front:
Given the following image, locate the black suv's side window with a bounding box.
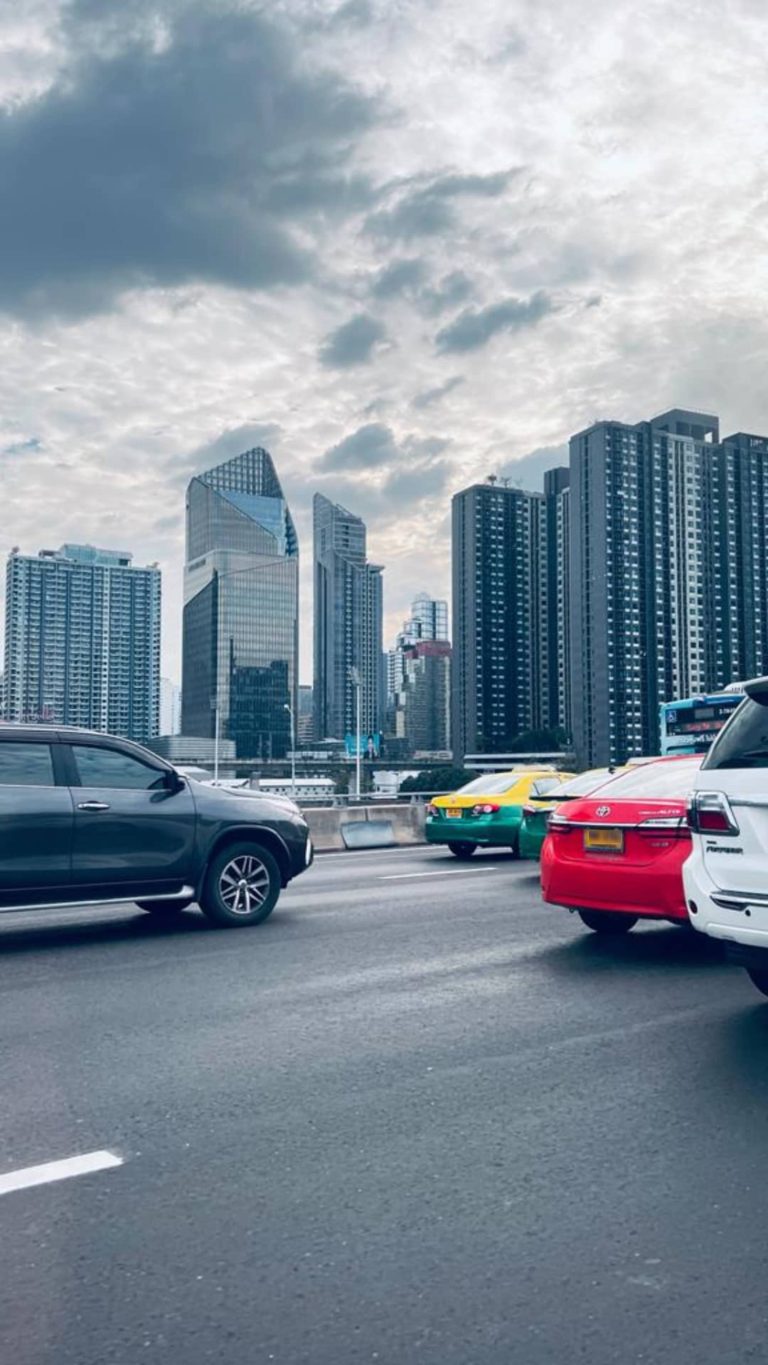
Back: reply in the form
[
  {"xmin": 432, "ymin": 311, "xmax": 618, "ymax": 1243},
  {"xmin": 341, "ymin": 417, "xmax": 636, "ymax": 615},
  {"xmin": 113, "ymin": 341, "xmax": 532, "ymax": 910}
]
[
  {"xmin": 0, "ymin": 743, "xmax": 55, "ymax": 787},
  {"xmin": 71, "ymin": 745, "xmax": 167, "ymax": 791}
]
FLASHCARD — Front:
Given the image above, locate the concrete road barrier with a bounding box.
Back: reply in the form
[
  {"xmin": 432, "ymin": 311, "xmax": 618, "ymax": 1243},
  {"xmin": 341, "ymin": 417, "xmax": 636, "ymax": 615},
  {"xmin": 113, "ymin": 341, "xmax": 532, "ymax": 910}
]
[{"xmin": 304, "ymin": 803, "xmax": 426, "ymax": 853}]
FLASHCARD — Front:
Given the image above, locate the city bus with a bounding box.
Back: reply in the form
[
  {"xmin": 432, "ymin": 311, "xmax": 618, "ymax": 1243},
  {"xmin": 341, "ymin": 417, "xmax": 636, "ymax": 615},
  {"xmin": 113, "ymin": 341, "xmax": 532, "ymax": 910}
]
[{"xmin": 659, "ymin": 684, "xmax": 745, "ymax": 755}]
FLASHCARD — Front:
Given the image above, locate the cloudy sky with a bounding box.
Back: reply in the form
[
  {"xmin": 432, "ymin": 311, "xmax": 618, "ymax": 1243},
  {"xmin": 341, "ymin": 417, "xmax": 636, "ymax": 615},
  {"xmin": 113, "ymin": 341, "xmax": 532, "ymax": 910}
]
[{"xmin": 2, "ymin": 0, "xmax": 768, "ymax": 683}]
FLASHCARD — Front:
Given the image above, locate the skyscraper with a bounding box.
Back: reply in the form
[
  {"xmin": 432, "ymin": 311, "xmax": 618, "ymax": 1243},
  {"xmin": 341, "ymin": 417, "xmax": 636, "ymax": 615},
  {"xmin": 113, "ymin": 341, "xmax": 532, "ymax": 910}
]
[
  {"xmin": 451, "ymin": 477, "xmax": 568, "ymax": 761},
  {"xmin": 181, "ymin": 447, "xmax": 298, "ymax": 759},
  {"xmin": 313, "ymin": 494, "xmax": 384, "ymax": 741},
  {"xmin": 569, "ymin": 408, "xmax": 768, "ymax": 767},
  {"xmin": 4, "ymin": 543, "xmax": 161, "ymax": 741}
]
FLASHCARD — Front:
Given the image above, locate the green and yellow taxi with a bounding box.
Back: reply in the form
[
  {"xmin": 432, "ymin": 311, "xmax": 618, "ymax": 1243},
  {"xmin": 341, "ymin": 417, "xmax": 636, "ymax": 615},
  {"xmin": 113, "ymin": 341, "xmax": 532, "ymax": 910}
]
[
  {"xmin": 426, "ymin": 769, "xmax": 574, "ymax": 859},
  {"xmin": 517, "ymin": 767, "xmax": 627, "ymax": 859}
]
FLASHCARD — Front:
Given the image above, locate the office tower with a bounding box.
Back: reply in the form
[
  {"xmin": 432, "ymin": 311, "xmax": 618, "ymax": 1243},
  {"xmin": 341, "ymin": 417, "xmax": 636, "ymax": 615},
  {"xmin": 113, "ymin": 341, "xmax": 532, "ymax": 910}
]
[
  {"xmin": 313, "ymin": 494, "xmax": 384, "ymax": 741},
  {"xmin": 387, "ymin": 593, "xmax": 452, "ymax": 752},
  {"xmin": 569, "ymin": 407, "xmax": 768, "ymax": 767},
  {"xmin": 297, "ymin": 684, "xmax": 314, "ymax": 744},
  {"xmin": 181, "ymin": 447, "xmax": 298, "ymax": 759},
  {"xmin": 160, "ymin": 677, "xmax": 182, "ymax": 736},
  {"xmin": 4, "ymin": 543, "xmax": 161, "ymax": 741},
  {"xmin": 452, "ymin": 482, "xmax": 551, "ymax": 761},
  {"xmin": 410, "ymin": 592, "xmax": 449, "ymax": 642},
  {"xmin": 393, "ymin": 639, "xmax": 452, "ymax": 755}
]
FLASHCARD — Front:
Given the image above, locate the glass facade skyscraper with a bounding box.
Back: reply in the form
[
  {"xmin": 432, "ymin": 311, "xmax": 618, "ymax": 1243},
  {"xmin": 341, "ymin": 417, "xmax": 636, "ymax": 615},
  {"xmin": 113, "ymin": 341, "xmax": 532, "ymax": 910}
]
[
  {"xmin": 313, "ymin": 494, "xmax": 384, "ymax": 740},
  {"xmin": 182, "ymin": 448, "xmax": 298, "ymax": 760},
  {"xmin": 4, "ymin": 543, "xmax": 161, "ymax": 741}
]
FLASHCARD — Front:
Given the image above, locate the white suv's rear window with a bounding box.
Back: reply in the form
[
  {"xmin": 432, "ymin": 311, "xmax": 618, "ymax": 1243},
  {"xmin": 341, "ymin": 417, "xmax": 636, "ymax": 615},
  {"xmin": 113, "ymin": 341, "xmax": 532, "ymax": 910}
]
[{"xmin": 704, "ymin": 697, "xmax": 768, "ymax": 769}]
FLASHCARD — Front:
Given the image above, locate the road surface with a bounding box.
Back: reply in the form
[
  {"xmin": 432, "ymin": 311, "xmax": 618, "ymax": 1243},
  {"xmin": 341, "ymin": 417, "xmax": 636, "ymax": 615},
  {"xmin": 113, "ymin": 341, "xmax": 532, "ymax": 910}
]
[{"xmin": 0, "ymin": 846, "xmax": 765, "ymax": 1364}]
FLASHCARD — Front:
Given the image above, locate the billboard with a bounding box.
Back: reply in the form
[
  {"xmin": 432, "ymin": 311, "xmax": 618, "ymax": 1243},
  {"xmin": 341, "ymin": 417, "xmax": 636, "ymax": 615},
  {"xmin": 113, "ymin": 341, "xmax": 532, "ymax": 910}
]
[{"xmin": 345, "ymin": 732, "xmax": 381, "ymax": 760}]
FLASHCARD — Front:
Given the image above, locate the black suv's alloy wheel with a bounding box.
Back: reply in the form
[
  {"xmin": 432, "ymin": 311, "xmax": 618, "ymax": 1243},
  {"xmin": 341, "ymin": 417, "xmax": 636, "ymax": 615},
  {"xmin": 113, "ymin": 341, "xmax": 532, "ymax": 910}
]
[{"xmin": 201, "ymin": 842, "xmax": 281, "ymax": 927}]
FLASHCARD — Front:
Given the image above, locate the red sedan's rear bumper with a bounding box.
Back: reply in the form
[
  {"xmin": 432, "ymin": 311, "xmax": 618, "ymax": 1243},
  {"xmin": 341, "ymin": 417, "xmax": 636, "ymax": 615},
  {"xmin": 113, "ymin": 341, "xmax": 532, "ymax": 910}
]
[{"xmin": 540, "ymin": 836, "xmax": 689, "ymax": 922}]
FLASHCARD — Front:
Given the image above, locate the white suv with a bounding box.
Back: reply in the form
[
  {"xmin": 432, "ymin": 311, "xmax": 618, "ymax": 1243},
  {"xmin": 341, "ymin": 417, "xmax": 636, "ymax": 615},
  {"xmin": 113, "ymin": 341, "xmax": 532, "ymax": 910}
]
[{"xmin": 684, "ymin": 676, "xmax": 768, "ymax": 995}]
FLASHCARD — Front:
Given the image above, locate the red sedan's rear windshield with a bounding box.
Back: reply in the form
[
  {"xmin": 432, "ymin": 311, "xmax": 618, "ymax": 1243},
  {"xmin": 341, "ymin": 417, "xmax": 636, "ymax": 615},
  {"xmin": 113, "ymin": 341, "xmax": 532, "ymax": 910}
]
[{"xmin": 595, "ymin": 758, "xmax": 702, "ymax": 800}]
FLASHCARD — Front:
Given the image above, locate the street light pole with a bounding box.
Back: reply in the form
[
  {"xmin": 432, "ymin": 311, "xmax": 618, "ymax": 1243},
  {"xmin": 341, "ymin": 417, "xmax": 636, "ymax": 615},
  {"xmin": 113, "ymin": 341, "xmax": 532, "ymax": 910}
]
[
  {"xmin": 284, "ymin": 701, "xmax": 296, "ymax": 797},
  {"xmin": 214, "ymin": 694, "xmax": 221, "ymax": 785}
]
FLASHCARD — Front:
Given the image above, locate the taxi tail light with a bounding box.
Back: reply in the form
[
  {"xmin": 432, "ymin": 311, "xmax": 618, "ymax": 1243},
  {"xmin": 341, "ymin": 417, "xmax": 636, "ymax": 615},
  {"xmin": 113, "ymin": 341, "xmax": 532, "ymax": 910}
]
[
  {"xmin": 473, "ymin": 802, "xmax": 501, "ymax": 815},
  {"xmin": 426, "ymin": 803, "xmax": 438, "ymax": 818},
  {"xmin": 687, "ymin": 791, "xmax": 740, "ymax": 835},
  {"xmin": 522, "ymin": 804, "xmax": 537, "ymax": 817},
  {"xmin": 637, "ymin": 815, "xmax": 688, "ymax": 837}
]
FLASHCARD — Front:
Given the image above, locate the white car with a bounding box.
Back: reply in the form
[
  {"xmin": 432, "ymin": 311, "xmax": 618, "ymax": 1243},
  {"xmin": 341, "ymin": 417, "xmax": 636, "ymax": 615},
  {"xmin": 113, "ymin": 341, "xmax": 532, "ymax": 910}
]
[{"xmin": 683, "ymin": 675, "xmax": 768, "ymax": 995}]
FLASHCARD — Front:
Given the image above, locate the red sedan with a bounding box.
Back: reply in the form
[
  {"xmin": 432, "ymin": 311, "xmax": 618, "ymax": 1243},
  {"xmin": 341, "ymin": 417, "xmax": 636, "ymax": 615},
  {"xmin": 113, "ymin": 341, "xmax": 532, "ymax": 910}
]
[{"xmin": 540, "ymin": 756, "xmax": 702, "ymax": 934}]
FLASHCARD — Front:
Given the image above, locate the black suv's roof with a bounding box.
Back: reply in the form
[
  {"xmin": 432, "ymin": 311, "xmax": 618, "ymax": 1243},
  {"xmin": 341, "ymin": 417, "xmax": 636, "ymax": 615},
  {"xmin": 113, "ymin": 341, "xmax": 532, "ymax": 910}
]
[{"xmin": 0, "ymin": 725, "xmax": 170, "ymax": 763}]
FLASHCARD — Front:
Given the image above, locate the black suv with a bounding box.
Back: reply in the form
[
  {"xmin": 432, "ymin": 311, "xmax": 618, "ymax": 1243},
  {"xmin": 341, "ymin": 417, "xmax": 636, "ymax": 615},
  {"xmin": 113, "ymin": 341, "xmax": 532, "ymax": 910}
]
[{"xmin": 0, "ymin": 726, "xmax": 313, "ymax": 927}]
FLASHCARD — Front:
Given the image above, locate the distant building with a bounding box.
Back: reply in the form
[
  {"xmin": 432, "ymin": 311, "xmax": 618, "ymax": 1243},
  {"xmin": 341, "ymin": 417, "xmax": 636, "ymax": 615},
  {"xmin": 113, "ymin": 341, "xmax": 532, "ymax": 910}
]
[
  {"xmin": 387, "ymin": 593, "xmax": 451, "ymax": 754},
  {"xmin": 395, "ymin": 639, "xmax": 452, "ymax": 755},
  {"xmin": 4, "ymin": 544, "xmax": 161, "ymax": 741},
  {"xmin": 569, "ymin": 408, "xmax": 768, "ymax": 766},
  {"xmin": 313, "ymin": 493, "xmax": 384, "ymax": 741},
  {"xmin": 451, "ymin": 476, "xmax": 569, "ymax": 762},
  {"xmin": 160, "ymin": 677, "xmax": 182, "ymax": 736},
  {"xmin": 297, "ymin": 684, "xmax": 314, "ymax": 744},
  {"xmin": 181, "ymin": 447, "xmax": 299, "ymax": 760}
]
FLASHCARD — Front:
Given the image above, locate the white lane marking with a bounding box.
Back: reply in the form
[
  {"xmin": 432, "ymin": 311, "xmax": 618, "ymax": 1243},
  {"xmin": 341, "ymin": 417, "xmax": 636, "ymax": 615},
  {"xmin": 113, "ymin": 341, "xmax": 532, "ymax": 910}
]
[
  {"xmin": 0, "ymin": 1150, "xmax": 123, "ymax": 1197},
  {"xmin": 379, "ymin": 868, "xmax": 499, "ymax": 881}
]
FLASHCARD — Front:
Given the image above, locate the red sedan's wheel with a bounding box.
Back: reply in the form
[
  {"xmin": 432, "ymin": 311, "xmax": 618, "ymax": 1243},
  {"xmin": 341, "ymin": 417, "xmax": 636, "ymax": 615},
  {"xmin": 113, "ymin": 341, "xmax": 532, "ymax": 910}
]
[{"xmin": 577, "ymin": 909, "xmax": 638, "ymax": 934}]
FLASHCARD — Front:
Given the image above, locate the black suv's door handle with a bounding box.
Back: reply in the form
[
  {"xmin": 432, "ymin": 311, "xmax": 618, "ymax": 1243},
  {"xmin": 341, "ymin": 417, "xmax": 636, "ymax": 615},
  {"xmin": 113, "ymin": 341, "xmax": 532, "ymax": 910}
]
[{"xmin": 77, "ymin": 801, "xmax": 111, "ymax": 812}]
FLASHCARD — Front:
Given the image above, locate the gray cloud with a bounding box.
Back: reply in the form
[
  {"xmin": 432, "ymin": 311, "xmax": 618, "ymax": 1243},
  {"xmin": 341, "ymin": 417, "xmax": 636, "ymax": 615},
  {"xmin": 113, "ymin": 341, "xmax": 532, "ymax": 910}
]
[
  {"xmin": 371, "ymin": 258, "xmax": 426, "ymax": 298},
  {"xmin": 436, "ymin": 290, "xmax": 557, "ymax": 353},
  {"xmin": 321, "ymin": 423, "xmax": 450, "ymax": 476},
  {"xmin": 382, "ymin": 459, "xmax": 452, "ymax": 502},
  {"xmin": 0, "ymin": 7, "xmax": 378, "ymax": 317},
  {"xmin": 366, "ymin": 169, "xmax": 516, "ymax": 239},
  {"xmin": 319, "ymin": 314, "xmax": 387, "ymax": 368},
  {"xmin": 321, "ymin": 423, "xmax": 398, "ymax": 471},
  {"xmin": 498, "ymin": 445, "xmax": 569, "ymax": 493},
  {"xmin": 419, "ymin": 270, "xmax": 474, "ymax": 315},
  {"xmin": 169, "ymin": 422, "xmax": 283, "ymax": 483},
  {"xmin": 411, "ymin": 376, "xmax": 465, "ymax": 409}
]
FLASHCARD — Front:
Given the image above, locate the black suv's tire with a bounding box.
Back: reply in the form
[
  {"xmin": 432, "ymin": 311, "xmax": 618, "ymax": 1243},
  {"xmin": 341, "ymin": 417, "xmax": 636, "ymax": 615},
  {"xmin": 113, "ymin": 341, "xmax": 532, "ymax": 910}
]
[
  {"xmin": 746, "ymin": 968, "xmax": 768, "ymax": 998},
  {"xmin": 448, "ymin": 841, "xmax": 477, "ymax": 859},
  {"xmin": 200, "ymin": 841, "xmax": 281, "ymax": 927},
  {"xmin": 577, "ymin": 909, "xmax": 638, "ymax": 934},
  {"xmin": 136, "ymin": 900, "xmax": 193, "ymax": 917}
]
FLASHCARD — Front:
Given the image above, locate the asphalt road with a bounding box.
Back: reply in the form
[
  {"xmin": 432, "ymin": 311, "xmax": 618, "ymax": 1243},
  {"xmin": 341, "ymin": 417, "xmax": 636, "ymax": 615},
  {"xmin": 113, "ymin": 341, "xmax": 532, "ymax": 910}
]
[{"xmin": 1, "ymin": 845, "xmax": 767, "ymax": 1365}]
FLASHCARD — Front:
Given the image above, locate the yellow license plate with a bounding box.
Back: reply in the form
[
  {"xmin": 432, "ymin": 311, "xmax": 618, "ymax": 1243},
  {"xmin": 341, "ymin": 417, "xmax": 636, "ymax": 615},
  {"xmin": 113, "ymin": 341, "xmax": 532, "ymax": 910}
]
[
  {"xmin": 584, "ymin": 827, "xmax": 624, "ymax": 852},
  {"xmin": 446, "ymin": 808, "xmax": 463, "ymax": 819}
]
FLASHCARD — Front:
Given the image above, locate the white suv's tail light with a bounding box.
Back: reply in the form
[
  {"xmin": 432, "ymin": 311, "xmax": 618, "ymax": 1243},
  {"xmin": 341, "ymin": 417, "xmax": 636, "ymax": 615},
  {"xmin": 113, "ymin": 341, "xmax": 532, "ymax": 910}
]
[{"xmin": 687, "ymin": 790, "xmax": 740, "ymax": 835}]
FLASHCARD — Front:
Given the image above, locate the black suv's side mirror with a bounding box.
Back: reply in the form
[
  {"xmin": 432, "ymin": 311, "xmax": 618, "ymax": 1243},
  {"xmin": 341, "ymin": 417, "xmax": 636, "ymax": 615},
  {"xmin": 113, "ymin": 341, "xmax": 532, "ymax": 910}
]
[{"xmin": 164, "ymin": 768, "xmax": 185, "ymax": 794}]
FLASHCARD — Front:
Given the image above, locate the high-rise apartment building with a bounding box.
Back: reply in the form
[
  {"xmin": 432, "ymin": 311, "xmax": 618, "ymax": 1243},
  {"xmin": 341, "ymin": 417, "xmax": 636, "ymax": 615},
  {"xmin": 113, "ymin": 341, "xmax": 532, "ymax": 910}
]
[
  {"xmin": 313, "ymin": 494, "xmax": 384, "ymax": 741},
  {"xmin": 451, "ymin": 476, "xmax": 569, "ymax": 761},
  {"xmin": 181, "ymin": 447, "xmax": 298, "ymax": 759},
  {"xmin": 569, "ymin": 408, "xmax": 768, "ymax": 767},
  {"xmin": 4, "ymin": 543, "xmax": 161, "ymax": 741}
]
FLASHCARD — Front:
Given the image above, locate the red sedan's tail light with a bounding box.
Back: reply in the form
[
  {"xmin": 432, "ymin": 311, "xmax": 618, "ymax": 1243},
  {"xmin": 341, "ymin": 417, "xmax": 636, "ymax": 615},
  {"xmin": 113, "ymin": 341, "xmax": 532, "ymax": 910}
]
[
  {"xmin": 687, "ymin": 791, "xmax": 740, "ymax": 835},
  {"xmin": 637, "ymin": 816, "xmax": 688, "ymax": 837},
  {"xmin": 472, "ymin": 802, "xmax": 501, "ymax": 815},
  {"xmin": 547, "ymin": 812, "xmax": 573, "ymax": 834}
]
